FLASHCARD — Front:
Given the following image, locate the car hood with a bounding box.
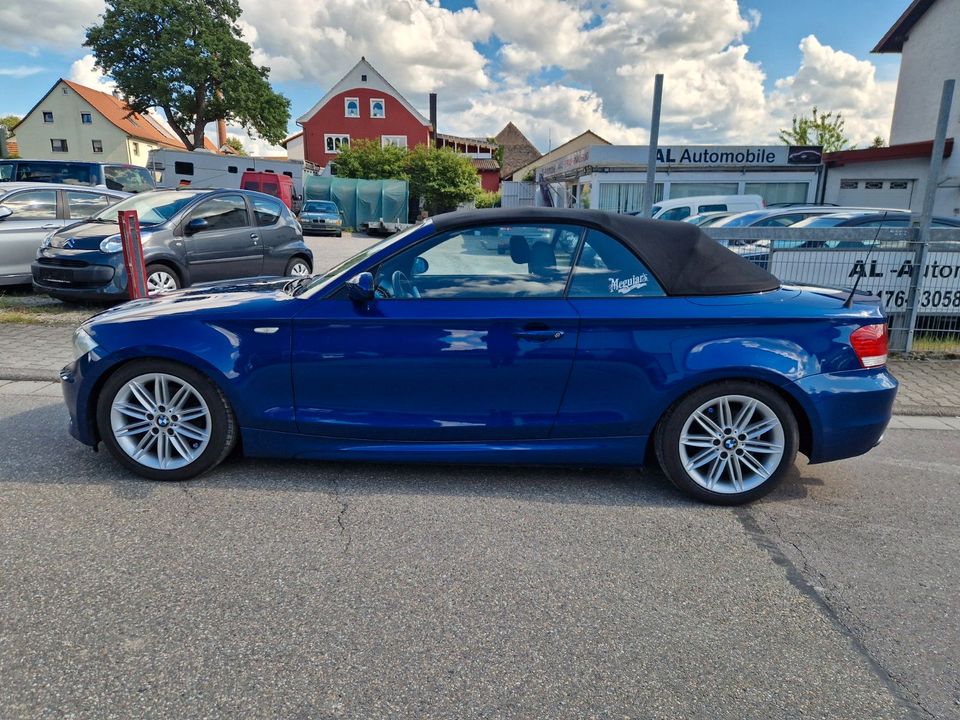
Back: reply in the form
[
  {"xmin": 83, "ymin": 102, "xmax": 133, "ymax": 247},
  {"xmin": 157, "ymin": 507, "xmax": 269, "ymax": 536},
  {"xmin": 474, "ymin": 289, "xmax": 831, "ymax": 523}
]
[
  {"xmin": 86, "ymin": 276, "xmax": 298, "ymax": 326},
  {"xmin": 48, "ymin": 220, "xmax": 124, "ymax": 249}
]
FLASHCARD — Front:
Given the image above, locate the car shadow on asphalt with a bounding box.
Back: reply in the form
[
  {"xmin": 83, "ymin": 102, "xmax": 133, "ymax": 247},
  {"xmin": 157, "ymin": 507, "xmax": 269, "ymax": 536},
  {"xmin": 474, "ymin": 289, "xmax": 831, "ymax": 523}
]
[{"xmin": 1, "ymin": 401, "xmax": 812, "ymax": 508}]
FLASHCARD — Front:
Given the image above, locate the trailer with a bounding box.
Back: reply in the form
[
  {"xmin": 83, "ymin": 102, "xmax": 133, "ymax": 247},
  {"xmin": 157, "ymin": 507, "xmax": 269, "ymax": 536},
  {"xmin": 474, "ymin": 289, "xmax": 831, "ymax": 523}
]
[{"xmin": 146, "ymin": 148, "xmax": 307, "ymax": 195}]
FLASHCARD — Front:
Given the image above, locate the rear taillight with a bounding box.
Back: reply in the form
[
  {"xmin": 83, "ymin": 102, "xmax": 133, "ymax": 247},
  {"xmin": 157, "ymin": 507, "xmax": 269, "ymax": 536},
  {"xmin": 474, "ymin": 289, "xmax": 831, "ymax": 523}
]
[{"xmin": 850, "ymin": 324, "xmax": 888, "ymax": 368}]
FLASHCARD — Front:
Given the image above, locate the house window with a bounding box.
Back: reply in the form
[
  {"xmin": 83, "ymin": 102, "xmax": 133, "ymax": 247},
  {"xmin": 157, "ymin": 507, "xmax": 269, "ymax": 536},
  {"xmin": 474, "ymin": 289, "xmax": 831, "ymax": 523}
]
[
  {"xmin": 840, "ymin": 180, "xmax": 859, "ymax": 190},
  {"xmin": 91, "ymin": 140, "xmax": 103, "ymax": 154},
  {"xmin": 344, "ymin": 98, "xmax": 360, "ymax": 118},
  {"xmin": 370, "ymin": 99, "xmax": 385, "ymax": 118},
  {"xmin": 50, "ymin": 139, "xmax": 68, "ymax": 153},
  {"xmin": 132, "ymin": 141, "xmax": 140, "ymax": 156},
  {"xmin": 381, "ymin": 135, "xmax": 407, "ymax": 148},
  {"xmin": 81, "ymin": 112, "xmax": 92, "ymax": 124},
  {"xmin": 228, "ymin": 165, "xmax": 238, "ymax": 174},
  {"xmin": 325, "ymin": 134, "xmax": 350, "ymax": 153},
  {"xmin": 42, "ymin": 111, "xmax": 54, "ymax": 123},
  {"xmin": 174, "ymin": 161, "xmax": 194, "ymax": 176},
  {"xmin": 361, "ymin": 74, "xmax": 367, "ymax": 82}
]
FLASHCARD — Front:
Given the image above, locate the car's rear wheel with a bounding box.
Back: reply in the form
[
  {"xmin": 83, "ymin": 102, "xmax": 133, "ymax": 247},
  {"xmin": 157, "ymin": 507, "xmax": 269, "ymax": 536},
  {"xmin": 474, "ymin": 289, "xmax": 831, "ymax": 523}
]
[
  {"xmin": 284, "ymin": 257, "xmax": 312, "ymax": 277},
  {"xmin": 655, "ymin": 381, "xmax": 798, "ymax": 504},
  {"xmin": 96, "ymin": 360, "xmax": 237, "ymax": 481},
  {"xmin": 145, "ymin": 264, "xmax": 180, "ymax": 294}
]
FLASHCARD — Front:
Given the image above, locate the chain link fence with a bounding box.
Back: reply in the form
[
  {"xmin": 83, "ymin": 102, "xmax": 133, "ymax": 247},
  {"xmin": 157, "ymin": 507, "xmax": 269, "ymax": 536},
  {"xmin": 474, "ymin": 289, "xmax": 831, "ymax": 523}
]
[{"xmin": 703, "ymin": 226, "xmax": 960, "ymax": 353}]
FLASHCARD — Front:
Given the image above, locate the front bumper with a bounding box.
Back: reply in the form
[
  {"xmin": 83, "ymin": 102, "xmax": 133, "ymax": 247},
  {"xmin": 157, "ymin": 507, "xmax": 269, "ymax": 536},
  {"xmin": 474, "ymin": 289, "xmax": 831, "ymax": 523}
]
[
  {"xmin": 791, "ymin": 368, "xmax": 898, "ymax": 464},
  {"xmin": 32, "ymin": 249, "xmax": 126, "ymax": 301}
]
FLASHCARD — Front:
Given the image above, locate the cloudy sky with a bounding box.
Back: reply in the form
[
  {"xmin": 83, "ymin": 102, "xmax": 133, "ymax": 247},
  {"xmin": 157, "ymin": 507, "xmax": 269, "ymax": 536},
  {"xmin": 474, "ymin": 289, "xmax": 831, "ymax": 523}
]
[{"xmin": 0, "ymin": 0, "xmax": 908, "ymax": 155}]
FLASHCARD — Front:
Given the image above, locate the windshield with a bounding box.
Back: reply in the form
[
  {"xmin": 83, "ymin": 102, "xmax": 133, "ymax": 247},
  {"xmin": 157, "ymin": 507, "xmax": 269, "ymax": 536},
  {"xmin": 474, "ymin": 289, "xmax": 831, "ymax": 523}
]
[
  {"xmin": 93, "ymin": 190, "xmax": 201, "ymax": 225},
  {"xmin": 303, "ymin": 201, "xmax": 338, "ymax": 214},
  {"xmin": 712, "ymin": 211, "xmax": 770, "ymax": 227},
  {"xmin": 793, "ymin": 215, "xmax": 854, "ymax": 228},
  {"xmin": 298, "ymin": 221, "xmax": 431, "ymax": 297}
]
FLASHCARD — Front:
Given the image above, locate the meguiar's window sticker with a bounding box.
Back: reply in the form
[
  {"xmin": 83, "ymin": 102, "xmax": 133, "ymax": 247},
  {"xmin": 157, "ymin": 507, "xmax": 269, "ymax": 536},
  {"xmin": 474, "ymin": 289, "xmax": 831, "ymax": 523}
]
[{"xmin": 608, "ymin": 273, "xmax": 649, "ymax": 295}]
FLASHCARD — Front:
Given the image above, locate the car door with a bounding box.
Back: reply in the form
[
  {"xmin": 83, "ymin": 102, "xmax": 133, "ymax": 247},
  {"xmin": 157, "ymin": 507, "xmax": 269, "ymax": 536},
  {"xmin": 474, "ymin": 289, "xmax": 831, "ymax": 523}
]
[
  {"xmin": 555, "ymin": 228, "xmax": 675, "ymax": 440},
  {"xmin": 291, "ymin": 223, "xmax": 583, "ymax": 441},
  {"xmin": 0, "ymin": 188, "xmax": 63, "ymax": 281},
  {"xmin": 183, "ymin": 193, "xmax": 261, "ymax": 282},
  {"xmin": 250, "ymin": 195, "xmax": 287, "ymax": 275}
]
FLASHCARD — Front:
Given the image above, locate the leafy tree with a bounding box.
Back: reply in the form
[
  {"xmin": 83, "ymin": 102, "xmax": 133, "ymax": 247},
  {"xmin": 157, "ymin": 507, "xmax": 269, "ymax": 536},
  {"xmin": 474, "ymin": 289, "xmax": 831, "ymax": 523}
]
[
  {"xmin": 406, "ymin": 146, "xmax": 479, "ymax": 214},
  {"xmin": 778, "ymin": 107, "xmax": 850, "ymax": 153},
  {"xmin": 870, "ymin": 136, "xmax": 887, "ymax": 148},
  {"xmin": 332, "ymin": 139, "xmax": 408, "ymax": 180},
  {"xmin": 222, "ymin": 137, "xmax": 248, "ymax": 156},
  {"xmin": 84, "ymin": 0, "xmax": 290, "ymax": 150},
  {"xmin": 0, "ymin": 115, "xmax": 19, "ymax": 132}
]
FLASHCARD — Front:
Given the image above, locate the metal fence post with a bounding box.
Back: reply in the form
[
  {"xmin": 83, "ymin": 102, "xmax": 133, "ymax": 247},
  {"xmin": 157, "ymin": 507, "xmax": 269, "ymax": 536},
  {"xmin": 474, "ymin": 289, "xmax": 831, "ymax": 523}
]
[
  {"xmin": 641, "ymin": 74, "xmax": 663, "ymax": 218},
  {"xmin": 902, "ymin": 78, "xmax": 955, "ymax": 353}
]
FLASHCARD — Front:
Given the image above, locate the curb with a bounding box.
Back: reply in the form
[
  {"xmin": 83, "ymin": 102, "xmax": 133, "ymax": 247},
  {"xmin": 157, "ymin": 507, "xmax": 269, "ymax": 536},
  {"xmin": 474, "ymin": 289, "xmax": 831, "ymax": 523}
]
[{"xmin": 0, "ymin": 369, "xmax": 60, "ymax": 382}]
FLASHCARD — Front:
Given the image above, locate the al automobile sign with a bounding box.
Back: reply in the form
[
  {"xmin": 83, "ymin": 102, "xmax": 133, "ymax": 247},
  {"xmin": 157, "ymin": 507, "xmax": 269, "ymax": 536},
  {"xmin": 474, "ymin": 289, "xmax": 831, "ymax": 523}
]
[{"xmin": 770, "ymin": 249, "xmax": 960, "ymax": 315}]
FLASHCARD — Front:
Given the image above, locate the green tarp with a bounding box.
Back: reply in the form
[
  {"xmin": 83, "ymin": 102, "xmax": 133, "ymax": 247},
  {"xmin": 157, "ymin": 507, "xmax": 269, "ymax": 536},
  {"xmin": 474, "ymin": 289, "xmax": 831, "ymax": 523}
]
[{"xmin": 304, "ymin": 176, "xmax": 409, "ymax": 229}]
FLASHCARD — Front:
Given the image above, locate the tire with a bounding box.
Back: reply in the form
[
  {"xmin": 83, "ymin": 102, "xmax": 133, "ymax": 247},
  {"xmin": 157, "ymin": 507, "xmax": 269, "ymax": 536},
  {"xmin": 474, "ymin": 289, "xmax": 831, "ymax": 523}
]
[
  {"xmin": 284, "ymin": 256, "xmax": 312, "ymax": 277},
  {"xmin": 654, "ymin": 381, "xmax": 798, "ymax": 505},
  {"xmin": 145, "ymin": 264, "xmax": 180, "ymax": 295},
  {"xmin": 96, "ymin": 359, "xmax": 237, "ymax": 481}
]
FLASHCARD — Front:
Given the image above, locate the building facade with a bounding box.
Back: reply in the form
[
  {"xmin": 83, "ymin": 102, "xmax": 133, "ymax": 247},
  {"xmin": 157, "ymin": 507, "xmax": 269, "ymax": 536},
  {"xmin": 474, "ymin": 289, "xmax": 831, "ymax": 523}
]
[
  {"xmin": 12, "ymin": 79, "xmax": 201, "ymax": 166},
  {"xmin": 296, "ymin": 58, "xmax": 432, "ymax": 170},
  {"xmin": 538, "ymin": 144, "xmax": 822, "ymax": 211},
  {"xmin": 822, "ymin": 0, "xmax": 959, "ymax": 216}
]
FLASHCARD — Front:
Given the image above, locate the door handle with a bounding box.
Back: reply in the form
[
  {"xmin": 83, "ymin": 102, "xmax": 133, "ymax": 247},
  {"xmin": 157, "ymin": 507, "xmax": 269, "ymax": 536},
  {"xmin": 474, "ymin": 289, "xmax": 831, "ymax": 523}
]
[{"xmin": 250, "ymin": 232, "xmax": 259, "ymax": 245}]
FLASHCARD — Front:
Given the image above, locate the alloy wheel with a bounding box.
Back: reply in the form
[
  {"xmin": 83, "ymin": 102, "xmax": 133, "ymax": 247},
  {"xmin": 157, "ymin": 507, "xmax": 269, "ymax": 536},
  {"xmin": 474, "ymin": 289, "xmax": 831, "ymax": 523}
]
[
  {"xmin": 288, "ymin": 261, "xmax": 311, "ymax": 277},
  {"xmin": 678, "ymin": 394, "xmax": 785, "ymax": 494},
  {"xmin": 109, "ymin": 372, "xmax": 212, "ymax": 470}
]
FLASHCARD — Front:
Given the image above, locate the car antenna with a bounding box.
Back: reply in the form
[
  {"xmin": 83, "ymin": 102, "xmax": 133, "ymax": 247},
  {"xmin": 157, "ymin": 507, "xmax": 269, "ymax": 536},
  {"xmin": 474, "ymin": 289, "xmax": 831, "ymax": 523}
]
[{"xmin": 844, "ymin": 210, "xmax": 889, "ymax": 309}]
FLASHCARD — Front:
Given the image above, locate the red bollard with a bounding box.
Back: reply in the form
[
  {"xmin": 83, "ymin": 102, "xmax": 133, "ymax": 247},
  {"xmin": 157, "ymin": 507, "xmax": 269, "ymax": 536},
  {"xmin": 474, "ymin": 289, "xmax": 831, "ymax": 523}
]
[{"xmin": 118, "ymin": 210, "xmax": 149, "ymax": 299}]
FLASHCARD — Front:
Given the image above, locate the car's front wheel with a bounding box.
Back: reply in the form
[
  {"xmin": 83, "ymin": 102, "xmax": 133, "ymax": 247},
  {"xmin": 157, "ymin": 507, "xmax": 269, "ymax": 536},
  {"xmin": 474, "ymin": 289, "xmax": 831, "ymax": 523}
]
[
  {"xmin": 145, "ymin": 264, "xmax": 180, "ymax": 295},
  {"xmin": 655, "ymin": 381, "xmax": 798, "ymax": 504},
  {"xmin": 96, "ymin": 360, "xmax": 237, "ymax": 481}
]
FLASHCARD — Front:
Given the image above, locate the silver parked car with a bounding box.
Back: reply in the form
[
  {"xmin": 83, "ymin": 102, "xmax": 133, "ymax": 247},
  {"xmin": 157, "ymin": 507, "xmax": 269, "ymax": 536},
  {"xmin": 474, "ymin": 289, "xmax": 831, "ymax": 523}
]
[{"xmin": 0, "ymin": 182, "xmax": 128, "ymax": 285}]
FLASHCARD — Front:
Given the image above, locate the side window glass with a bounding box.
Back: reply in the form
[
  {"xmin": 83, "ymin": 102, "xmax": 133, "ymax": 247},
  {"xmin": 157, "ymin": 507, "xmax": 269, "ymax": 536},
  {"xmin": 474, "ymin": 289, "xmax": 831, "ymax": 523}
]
[
  {"xmin": 698, "ymin": 203, "xmax": 727, "ymax": 213},
  {"xmin": 66, "ymin": 191, "xmax": 114, "ymax": 218},
  {"xmin": 2, "ymin": 190, "xmax": 58, "ymax": 219},
  {"xmin": 568, "ymin": 230, "xmax": 664, "ymax": 298},
  {"xmin": 659, "ymin": 206, "xmax": 691, "ymax": 221},
  {"xmin": 105, "ymin": 166, "xmax": 154, "ymax": 193},
  {"xmin": 190, "ymin": 195, "xmax": 249, "ymax": 231},
  {"xmin": 376, "ymin": 224, "xmax": 580, "ymax": 299},
  {"xmin": 252, "ymin": 197, "xmax": 283, "ymax": 226}
]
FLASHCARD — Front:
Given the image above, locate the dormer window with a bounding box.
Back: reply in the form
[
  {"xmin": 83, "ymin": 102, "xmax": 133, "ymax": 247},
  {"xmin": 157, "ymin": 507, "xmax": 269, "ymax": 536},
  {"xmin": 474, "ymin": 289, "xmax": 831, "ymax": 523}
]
[
  {"xmin": 344, "ymin": 98, "xmax": 360, "ymax": 118},
  {"xmin": 370, "ymin": 99, "xmax": 385, "ymax": 119}
]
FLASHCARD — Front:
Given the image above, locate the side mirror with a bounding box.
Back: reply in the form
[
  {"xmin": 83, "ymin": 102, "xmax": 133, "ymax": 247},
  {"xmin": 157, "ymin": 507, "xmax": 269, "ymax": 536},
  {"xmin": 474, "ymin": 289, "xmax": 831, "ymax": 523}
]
[
  {"xmin": 0, "ymin": 206, "xmax": 11, "ymax": 221},
  {"xmin": 345, "ymin": 271, "xmax": 375, "ymax": 301},
  {"xmin": 185, "ymin": 217, "xmax": 209, "ymax": 235},
  {"xmin": 412, "ymin": 256, "xmax": 429, "ymax": 274}
]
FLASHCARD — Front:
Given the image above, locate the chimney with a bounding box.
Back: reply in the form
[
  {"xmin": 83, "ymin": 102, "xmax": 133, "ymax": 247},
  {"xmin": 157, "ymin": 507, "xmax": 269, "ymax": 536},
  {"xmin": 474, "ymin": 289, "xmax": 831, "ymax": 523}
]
[
  {"xmin": 217, "ymin": 118, "xmax": 228, "ymax": 151},
  {"xmin": 429, "ymin": 93, "xmax": 437, "ymax": 143}
]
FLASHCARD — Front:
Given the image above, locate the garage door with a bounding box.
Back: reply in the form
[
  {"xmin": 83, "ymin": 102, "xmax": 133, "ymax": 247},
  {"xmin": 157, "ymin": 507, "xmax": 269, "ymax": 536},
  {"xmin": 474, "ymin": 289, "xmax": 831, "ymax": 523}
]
[{"xmin": 837, "ymin": 179, "xmax": 914, "ymax": 210}]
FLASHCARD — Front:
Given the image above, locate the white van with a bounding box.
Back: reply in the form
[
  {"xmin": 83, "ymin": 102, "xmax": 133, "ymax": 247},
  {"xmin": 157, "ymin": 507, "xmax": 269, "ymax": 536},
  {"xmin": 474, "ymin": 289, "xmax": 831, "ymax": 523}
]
[{"xmin": 648, "ymin": 194, "xmax": 765, "ymax": 222}]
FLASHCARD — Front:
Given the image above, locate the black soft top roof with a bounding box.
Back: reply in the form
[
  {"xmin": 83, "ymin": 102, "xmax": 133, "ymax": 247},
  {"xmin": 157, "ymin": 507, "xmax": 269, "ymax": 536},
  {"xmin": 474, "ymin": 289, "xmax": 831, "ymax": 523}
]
[{"xmin": 431, "ymin": 207, "xmax": 780, "ymax": 296}]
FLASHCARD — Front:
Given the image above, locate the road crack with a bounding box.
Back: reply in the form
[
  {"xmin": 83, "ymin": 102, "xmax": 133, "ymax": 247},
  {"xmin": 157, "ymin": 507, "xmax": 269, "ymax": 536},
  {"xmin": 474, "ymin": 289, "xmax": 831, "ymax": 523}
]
[
  {"xmin": 734, "ymin": 506, "xmax": 935, "ymax": 720},
  {"xmin": 330, "ymin": 477, "xmax": 352, "ymax": 552}
]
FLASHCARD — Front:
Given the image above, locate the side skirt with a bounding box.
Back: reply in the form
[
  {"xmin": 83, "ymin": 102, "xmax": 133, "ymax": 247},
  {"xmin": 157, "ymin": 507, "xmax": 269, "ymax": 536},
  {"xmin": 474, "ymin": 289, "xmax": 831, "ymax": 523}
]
[{"xmin": 240, "ymin": 428, "xmax": 648, "ymax": 466}]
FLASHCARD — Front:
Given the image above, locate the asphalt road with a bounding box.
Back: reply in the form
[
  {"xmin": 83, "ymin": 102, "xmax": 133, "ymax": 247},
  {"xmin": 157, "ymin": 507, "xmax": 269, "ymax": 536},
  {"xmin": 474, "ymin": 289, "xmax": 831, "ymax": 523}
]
[{"xmin": 1, "ymin": 388, "xmax": 956, "ymax": 719}]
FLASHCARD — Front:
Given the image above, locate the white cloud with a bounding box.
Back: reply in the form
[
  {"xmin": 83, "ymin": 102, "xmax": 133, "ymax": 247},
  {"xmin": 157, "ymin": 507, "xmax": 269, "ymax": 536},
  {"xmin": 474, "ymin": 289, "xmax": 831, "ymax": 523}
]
[
  {"xmin": 0, "ymin": 0, "xmax": 103, "ymax": 51},
  {"xmin": 68, "ymin": 54, "xmax": 115, "ymax": 91},
  {"xmin": 770, "ymin": 35, "xmax": 897, "ymax": 146},
  {"xmin": 0, "ymin": 66, "xmax": 47, "ymax": 78}
]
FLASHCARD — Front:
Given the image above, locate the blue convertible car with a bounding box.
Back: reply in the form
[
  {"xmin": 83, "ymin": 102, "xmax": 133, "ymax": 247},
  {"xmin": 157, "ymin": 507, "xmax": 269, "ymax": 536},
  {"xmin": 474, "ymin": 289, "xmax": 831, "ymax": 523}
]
[{"xmin": 60, "ymin": 208, "xmax": 896, "ymax": 504}]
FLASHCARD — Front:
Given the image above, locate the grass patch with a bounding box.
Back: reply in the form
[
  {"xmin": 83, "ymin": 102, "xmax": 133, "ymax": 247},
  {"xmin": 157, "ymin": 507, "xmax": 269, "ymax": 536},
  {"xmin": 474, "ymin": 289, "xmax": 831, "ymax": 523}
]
[{"xmin": 910, "ymin": 336, "xmax": 960, "ymax": 354}]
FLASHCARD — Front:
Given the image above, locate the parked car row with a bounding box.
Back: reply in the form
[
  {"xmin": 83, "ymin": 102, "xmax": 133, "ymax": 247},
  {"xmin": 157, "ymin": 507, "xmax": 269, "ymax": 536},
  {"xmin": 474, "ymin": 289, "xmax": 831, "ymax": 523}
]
[{"xmin": 0, "ymin": 182, "xmax": 314, "ymax": 300}]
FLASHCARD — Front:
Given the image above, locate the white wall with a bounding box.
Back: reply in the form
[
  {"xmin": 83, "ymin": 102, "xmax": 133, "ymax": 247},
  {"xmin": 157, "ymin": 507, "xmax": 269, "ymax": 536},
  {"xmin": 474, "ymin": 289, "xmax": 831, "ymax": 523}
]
[
  {"xmin": 823, "ymin": 157, "xmax": 960, "ymax": 217},
  {"xmin": 285, "ymin": 135, "xmax": 304, "ymax": 162},
  {"xmin": 14, "ymin": 81, "xmax": 167, "ymax": 166},
  {"xmin": 890, "ymin": 0, "xmax": 960, "ymax": 147}
]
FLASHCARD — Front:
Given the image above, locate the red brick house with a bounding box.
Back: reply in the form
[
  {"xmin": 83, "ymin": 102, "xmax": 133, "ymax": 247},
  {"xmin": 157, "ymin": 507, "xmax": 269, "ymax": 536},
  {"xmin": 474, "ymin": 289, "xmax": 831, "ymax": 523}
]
[{"xmin": 296, "ymin": 57, "xmax": 432, "ymax": 169}]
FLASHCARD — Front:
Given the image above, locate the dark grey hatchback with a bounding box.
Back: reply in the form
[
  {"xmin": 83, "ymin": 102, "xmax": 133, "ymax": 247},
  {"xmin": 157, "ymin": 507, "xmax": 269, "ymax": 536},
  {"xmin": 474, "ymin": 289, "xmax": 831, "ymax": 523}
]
[{"xmin": 32, "ymin": 188, "xmax": 313, "ymax": 301}]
